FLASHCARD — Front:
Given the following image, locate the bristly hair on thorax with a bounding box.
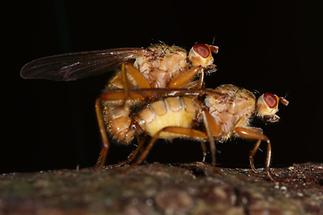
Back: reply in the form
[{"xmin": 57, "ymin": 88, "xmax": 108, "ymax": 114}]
[{"xmin": 146, "ymin": 42, "xmax": 187, "ymax": 59}]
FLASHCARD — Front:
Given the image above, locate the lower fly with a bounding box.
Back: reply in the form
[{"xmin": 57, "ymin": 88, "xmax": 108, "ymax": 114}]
[{"xmin": 95, "ymin": 84, "xmax": 288, "ymax": 181}]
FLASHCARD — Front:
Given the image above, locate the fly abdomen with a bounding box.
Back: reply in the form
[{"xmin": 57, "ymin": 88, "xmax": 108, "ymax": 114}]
[
  {"xmin": 136, "ymin": 96, "xmax": 200, "ymax": 139},
  {"xmin": 103, "ymin": 104, "xmax": 135, "ymax": 144}
]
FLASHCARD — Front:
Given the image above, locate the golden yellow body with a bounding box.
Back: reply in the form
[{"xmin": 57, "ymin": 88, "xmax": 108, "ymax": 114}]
[{"xmin": 136, "ymin": 97, "xmax": 200, "ymax": 139}]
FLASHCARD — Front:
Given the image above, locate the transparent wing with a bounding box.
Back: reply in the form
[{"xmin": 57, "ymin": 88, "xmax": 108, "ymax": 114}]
[{"xmin": 20, "ymin": 48, "xmax": 145, "ymax": 81}]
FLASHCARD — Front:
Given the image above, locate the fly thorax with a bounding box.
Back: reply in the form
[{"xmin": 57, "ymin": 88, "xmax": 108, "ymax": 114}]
[
  {"xmin": 204, "ymin": 93, "xmax": 254, "ymax": 135},
  {"xmin": 134, "ymin": 49, "xmax": 187, "ymax": 88},
  {"xmin": 160, "ymin": 51, "xmax": 187, "ymax": 75}
]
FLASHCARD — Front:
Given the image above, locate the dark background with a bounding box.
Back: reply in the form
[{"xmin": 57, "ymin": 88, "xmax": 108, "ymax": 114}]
[{"xmin": 3, "ymin": 1, "xmax": 322, "ymax": 172}]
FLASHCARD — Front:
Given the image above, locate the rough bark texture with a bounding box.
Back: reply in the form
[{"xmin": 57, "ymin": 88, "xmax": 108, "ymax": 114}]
[{"xmin": 0, "ymin": 163, "xmax": 322, "ymax": 215}]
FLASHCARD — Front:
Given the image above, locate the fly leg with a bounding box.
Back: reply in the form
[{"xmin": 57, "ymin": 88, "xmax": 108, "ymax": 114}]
[
  {"xmin": 95, "ymin": 98, "xmax": 110, "ymax": 168},
  {"xmin": 202, "ymin": 110, "xmax": 222, "ymax": 166},
  {"xmin": 200, "ymin": 142, "xmax": 208, "ymax": 162},
  {"xmin": 127, "ymin": 136, "xmax": 146, "ymax": 163},
  {"xmin": 95, "ymin": 63, "xmax": 151, "ymax": 167},
  {"xmin": 249, "ymin": 140, "xmax": 262, "ymax": 173},
  {"xmin": 134, "ymin": 126, "xmax": 207, "ymax": 165},
  {"xmin": 115, "ymin": 136, "xmax": 146, "ymax": 167},
  {"xmin": 100, "ymin": 90, "xmax": 146, "ymax": 101},
  {"xmin": 168, "ymin": 67, "xmax": 203, "ymax": 88},
  {"xmin": 234, "ymin": 127, "xmax": 274, "ymax": 181},
  {"xmin": 124, "ymin": 63, "xmax": 151, "ymax": 88},
  {"xmin": 196, "ymin": 68, "xmax": 205, "ymax": 89},
  {"xmin": 109, "ymin": 63, "xmax": 152, "ymax": 102},
  {"xmin": 120, "ymin": 63, "xmax": 130, "ymax": 102},
  {"xmin": 184, "ymin": 70, "xmax": 205, "ymax": 89},
  {"xmin": 95, "ymin": 64, "xmax": 152, "ymax": 167},
  {"xmin": 96, "ymin": 93, "xmax": 141, "ymax": 168}
]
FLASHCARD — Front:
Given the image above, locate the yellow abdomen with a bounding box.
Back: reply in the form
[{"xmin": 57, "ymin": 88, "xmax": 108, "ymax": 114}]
[{"xmin": 136, "ymin": 97, "xmax": 200, "ymax": 139}]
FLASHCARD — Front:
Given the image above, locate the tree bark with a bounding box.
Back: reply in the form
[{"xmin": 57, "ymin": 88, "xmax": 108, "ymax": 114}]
[{"xmin": 0, "ymin": 163, "xmax": 322, "ymax": 215}]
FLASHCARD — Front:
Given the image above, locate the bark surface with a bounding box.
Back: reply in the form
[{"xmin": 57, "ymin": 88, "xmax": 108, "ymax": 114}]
[{"xmin": 0, "ymin": 163, "xmax": 322, "ymax": 215}]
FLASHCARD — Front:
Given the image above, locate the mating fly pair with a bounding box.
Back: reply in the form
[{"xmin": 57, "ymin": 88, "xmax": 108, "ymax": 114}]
[{"xmin": 20, "ymin": 42, "xmax": 288, "ymax": 179}]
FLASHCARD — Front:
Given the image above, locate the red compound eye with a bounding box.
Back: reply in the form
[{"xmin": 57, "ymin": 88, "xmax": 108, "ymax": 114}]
[
  {"xmin": 263, "ymin": 93, "xmax": 277, "ymax": 108},
  {"xmin": 193, "ymin": 44, "xmax": 210, "ymax": 58}
]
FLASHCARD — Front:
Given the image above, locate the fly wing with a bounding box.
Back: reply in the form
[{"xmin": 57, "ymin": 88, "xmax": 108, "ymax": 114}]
[{"xmin": 20, "ymin": 48, "xmax": 145, "ymax": 81}]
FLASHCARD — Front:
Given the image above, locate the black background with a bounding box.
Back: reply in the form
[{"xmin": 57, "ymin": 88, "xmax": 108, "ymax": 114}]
[{"xmin": 3, "ymin": 1, "xmax": 322, "ymax": 172}]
